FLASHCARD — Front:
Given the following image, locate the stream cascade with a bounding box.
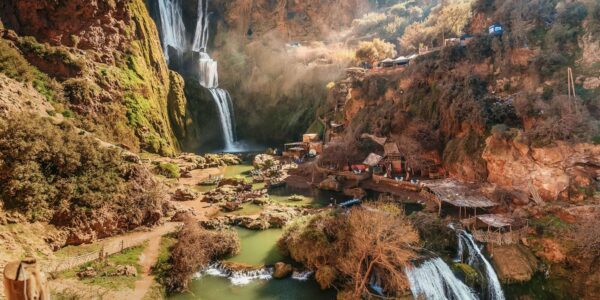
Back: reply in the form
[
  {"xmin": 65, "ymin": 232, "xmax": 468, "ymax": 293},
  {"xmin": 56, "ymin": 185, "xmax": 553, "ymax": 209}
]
[{"xmin": 157, "ymin": 0, "xmax": 238, "ymax": 151}]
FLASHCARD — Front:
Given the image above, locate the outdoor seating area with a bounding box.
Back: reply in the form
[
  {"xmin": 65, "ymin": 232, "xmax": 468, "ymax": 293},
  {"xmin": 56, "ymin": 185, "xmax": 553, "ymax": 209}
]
[
  {"xmin": 461, "ymin": 214, "xmax": 529, "ymax": 245},
  {"xmin": 422, "ymin": 179, "xmax": 498, "ymax": 216}
]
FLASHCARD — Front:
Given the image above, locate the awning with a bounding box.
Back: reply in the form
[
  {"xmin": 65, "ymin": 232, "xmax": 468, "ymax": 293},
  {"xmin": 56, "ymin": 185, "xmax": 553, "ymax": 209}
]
[
  {"xmin": 423, "ymin": 179, "xmax": 497, "ymax": 208},
  {"xmin": 363, "ymin": 153, "xmax": 383, "ymax": 166},
  {"xmin": 384, "ymin": 142, "xmax": 400, "ymax": 156}
]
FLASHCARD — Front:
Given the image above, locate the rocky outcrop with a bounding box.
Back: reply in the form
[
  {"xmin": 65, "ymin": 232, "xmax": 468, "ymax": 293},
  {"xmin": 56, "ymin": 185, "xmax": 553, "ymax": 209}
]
[
  {"xmin": 483, "ymin": 131, "xmax": 600, "ymax": 201},
  {"xmin": 0, "ymin": 0, "xmax": 184, "ymax": 155},
  {"xmin": 273, "ymin": 262, "xmax": 292, "ymax": 279},
  {"xmin": 490, "ymin": 245, "xmax": 538, "ymax": 283},
  {"xmin": 318, "ymin": 176, "xmax": 341, "ymax": 192}
]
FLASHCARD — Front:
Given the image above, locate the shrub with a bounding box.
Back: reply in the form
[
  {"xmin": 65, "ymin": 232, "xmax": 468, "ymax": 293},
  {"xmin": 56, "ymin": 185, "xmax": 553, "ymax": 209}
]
[
  {"xmin": 0, "ymin": 114, "xmax": 164, "ymax": 233},
  {"xmin": 278, "ymin": 203, "xmax": 420, "ymax": 298},
  {"xmin": 155, "ymin": 163, "xmax": 180, "ymax": 179},
  {"xmin": 355, "ymin": 38, "xmax": 397, "ymax": 65},
  {"xmin": 161, "ymin": 219, "xmax": 240, "ymax": 292}
]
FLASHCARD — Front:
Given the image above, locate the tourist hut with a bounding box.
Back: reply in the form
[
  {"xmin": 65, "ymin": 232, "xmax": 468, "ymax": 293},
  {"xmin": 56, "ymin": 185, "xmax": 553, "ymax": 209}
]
[
  {"xmin": 283, "ymin": 142, "xmax": 309, "ymax": 159},
  {"xmin": 463, "ymin": 214, "xmax": 529, "ymax": 245},
  {"xmin": 393, "ymin": 56, "xmax": 410, "ymax": 66},
  {"xmin": 422, "ymin": 179, "xmax": 497, "ymax": 216},
  {"xmin": 379, "ymin": 58, "xmax": 395, "ymax": 68}
]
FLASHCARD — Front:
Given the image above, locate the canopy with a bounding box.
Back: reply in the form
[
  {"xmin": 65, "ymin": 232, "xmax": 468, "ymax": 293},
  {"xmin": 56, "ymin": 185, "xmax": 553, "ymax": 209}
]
[
  {"xmin": 361, "ymin": 133, "xmax": 387, "ymax": 146},
  {"xmin": 476, "ymin": 214, "xmax": 513, "ymax": 228},
  {"xmin": 424, "ymin": 180, "xmax": 497, "ymax": 208},
  {"xmin": 363, "ymin": 153, "xmax": 383, "ymax": 166}
]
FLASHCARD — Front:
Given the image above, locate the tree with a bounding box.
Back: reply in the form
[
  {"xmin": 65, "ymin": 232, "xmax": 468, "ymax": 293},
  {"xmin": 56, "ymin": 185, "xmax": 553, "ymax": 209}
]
[
  {"xmin": 399, "ymin": 22, "xmax": 429, "ymax": 52},
  {"xmin": 355, "ymin": 38, "xmax": 397, "ymax": 64}
]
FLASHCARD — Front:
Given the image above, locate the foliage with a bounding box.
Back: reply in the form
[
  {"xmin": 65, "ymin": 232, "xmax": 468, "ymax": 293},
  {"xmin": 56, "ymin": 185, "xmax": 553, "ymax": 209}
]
[
  {"xmin": 161, "ymin": 218, "xmax": 240, "ymax": 293},
  {"xmin": 0, "ymin": 114, "xmax": 164, "ymax": 229},
  {"xmin": 278, "ymin": 203, "xmax": 420, "ymax": 298},
  {"xmin": 155, "ymin": 162, "xmax": 181, "ymax": 179},
  {"xmin": 0, "ymin": 39, "xmax": 62, "ymax": 103},
  {"xmin": 572, "ymin": 216, "xmax": 600, "ymax": 260},
  {"xmin": 60, "ymin": 244, "xmax": 146, "ymax": 290},
  {"xmin": 355, "ymin": 38, "xmax": 397, "ymax": 64}
]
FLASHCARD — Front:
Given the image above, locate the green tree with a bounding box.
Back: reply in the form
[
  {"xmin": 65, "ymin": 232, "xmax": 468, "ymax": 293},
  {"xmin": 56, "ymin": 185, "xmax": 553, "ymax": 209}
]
[{"xmin": 355, "ymin": 38, "xmax": 397, "ymax": 64}]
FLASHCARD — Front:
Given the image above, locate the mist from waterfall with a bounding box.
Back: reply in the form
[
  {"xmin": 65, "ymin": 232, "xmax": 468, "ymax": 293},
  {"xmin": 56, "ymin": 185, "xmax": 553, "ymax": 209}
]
[
  {"xmin": 157, "ymin": 0, "xmax": 187, "ymax": 62},
  {"xmin": 405, "ymin": 258, "xmax": 478, "ymax": 300}
]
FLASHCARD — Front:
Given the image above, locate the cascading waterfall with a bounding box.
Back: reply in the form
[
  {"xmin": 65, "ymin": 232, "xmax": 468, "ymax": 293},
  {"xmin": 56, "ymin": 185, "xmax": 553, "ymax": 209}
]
[
  {"xmin": 191, "ymin": 0, "xmax": 238, "ymax": 150},
  {"xmin": 207, "ymin": 89, "xmax": 236, "ymax": 150},
  {"xmin": 192, "ymin": 0, "xmax": 210, "ymax": 52},
  {"xmin": 456, "ymin": 230, "xmax": 505, "ymax": 300},
  {"xmin": 157, "ymin": 0, "xmax": 187, "ymax": 62},
  {"xmin": 405, "ymin": 258, "xmax": 478, "ymax": 300},
  {"xmin": 156, "ymin": 0, "xmax": 239, "ymax": 151}
]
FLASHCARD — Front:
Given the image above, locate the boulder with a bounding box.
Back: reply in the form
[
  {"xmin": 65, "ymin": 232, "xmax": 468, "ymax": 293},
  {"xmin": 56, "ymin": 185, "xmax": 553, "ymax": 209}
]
[
  {"xmin": 77, "ymin": 267, "xmax": 97, "ymax": 279},
  {"xmin": 237, "ymin": 216, "xmax": 270, "ymax": 230},
  {"xmin": 318, "ymin": 176, "xmax": 341, "ymax": 191},
  {"xmin": 112, "ymin": 265, "xmax": 137, "ymax": 277},
  {"xmin": 490, "ymin": 245, "xmax": 538, "ymax": 283},
  {"xmin": 343, "ymin": 188, "xmax": 366, "ymax": 199},
  {"xmin": 171, "ymin": 187, "xmax": 198, "ymax": 201},
  {"xmin": 273, "ymin": 262, "xmax": 293, "ymax": 279},
  {"xmin": 254, "ymin": 154, "xmax": 278, "ymax": 169}
]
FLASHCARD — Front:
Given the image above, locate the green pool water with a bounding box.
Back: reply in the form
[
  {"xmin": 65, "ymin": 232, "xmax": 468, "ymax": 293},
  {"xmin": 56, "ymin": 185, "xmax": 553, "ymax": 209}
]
[
  {"xmin": 226, "ymin": 227, "xmax": 284, "ymax": 266},
  {"xmin": 169, "ymin": 273, "xmax": 336, "ymax": 300},
  {"xmin": 169, "ymin": 227, "xmax": 336, "ymax": 300}
]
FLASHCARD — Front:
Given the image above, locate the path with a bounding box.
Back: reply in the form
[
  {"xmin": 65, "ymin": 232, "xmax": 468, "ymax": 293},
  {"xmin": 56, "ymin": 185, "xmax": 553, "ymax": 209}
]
[{"xmin": 131, "ymin": 235, "xmax": 162, "ymax": 300}]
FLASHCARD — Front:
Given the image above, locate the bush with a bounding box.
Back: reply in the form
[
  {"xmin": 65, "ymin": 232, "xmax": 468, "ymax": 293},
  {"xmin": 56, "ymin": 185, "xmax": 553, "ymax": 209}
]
[
  {"xmin": 155, "ymin": 163, "xmax": 180, "ymax": 179},
  {"xmin": 0, "ymin": 114, "xmax": 164, "ymax": 233},
  {"xmin": 355, "ymin": 38, "xmax": 397, "ymax": 65},
  {"xmin": 161, "ymin": 219, "xmax": 240, "ymax": 292},
  {"xmin": 278, "ymin": 203, "xmax": 420, "ymax": 298}
]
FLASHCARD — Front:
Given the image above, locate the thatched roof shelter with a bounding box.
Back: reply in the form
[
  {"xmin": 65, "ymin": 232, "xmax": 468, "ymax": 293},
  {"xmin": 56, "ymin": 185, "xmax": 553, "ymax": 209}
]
[
  {"xmin": 361, "ymin": 133, "xmax": 387, "ymax": 146},
  {"xmin": 423, "ymin": 180, "xmax": 497, "ymax": 208}
]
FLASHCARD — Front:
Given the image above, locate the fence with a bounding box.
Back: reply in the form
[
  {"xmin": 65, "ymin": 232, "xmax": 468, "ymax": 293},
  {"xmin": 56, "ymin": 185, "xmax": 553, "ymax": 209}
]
[{"xmin": 471, "ymin": 227, "xmax": 528, "ymax": 246}]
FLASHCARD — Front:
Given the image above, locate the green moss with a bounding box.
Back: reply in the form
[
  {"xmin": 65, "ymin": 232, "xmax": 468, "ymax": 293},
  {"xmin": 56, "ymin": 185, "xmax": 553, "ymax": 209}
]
[
  {"xmin": 452, "ymin": 263, "xmax": 480, "ymax": 286},
  {"xmin": 155, "ymin": 162, "xmax": 180, "ymax": 179}
]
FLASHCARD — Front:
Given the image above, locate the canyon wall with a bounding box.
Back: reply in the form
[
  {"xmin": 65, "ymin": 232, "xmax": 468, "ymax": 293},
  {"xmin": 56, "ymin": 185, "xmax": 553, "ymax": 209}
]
[{"xmin": 0, "ymin": 0, "xmax": 187, "ymax": 155}]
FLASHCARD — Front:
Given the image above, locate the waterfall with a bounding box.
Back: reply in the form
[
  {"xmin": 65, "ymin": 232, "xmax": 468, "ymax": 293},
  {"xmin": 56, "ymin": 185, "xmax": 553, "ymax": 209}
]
[
  {"xmin": 405, "ymin": 258, "xmax": 478, "ymax": 300},
  {"xmin": 192, "ymin": 0, "xmax": 210, "ymax": 52},
  {"xmin": 208, "ymin": 89, "xmax": 236, "ymax": 150},
  {"xmin": 197, "ymin": 263, "xmax": 274, "ymax": 285},
  {"xmin": 291, "ymin": 270, "xmax": 313, "ymax": 281},
  {"xmin": 198, "ymin": 52, "xmax": 219, "ymax": 88},
  {"xmin": 156, "ymin": 0, "xmax": 240, "ymax": 151},
  {"xmin": 157, "ymin": 0, "xmax": 187, "ymax": 62},
  {"xmin": 457, "ymin": 230, "xmax": 505, "ymax": 300}
]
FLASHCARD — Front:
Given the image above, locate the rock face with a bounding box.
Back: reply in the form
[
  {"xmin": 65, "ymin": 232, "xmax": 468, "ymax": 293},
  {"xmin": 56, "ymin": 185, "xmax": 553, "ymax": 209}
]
[
  {"xmin": 171, "ymin": 187, "xmax": 198, "ymax": 201},
  {"xmin": 490, "ymin": 245, "xmax": 538, "ymax": 283},
  {"xmin": 0, "ymin": 0, "xmax": 186, "ymax": 155},
  {"xmin": 318, "ymin": 176, "xmax": 341, "ymax": 192},
  {"xmin": 482, "ymin": 132, "xmax": 600, "ymax": 201}
]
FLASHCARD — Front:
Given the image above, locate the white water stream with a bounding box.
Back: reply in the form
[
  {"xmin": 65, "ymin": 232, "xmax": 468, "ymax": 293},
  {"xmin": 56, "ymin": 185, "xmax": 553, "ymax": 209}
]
[
  {"xmin": 457, "ymin": 230, "xmax": 506, "ymax": 300},
  {"xmin": 157, "ymin": 0, "xmax": 187, "ymax": 62},
  {"xmin": 405, "ymin": 257, "xmax": 478, "ymax": 300},
  {"xmin": 157, "ymin": 0, "xmax": 239, "ymax": 151}
]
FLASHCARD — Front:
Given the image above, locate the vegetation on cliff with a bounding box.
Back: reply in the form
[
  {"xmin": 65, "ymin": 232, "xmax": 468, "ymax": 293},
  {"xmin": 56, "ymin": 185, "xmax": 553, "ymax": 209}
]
[
  {"xmin": 278, "ymin": 203, "xmax": 420, "ymax": 298},
  {"xmin": 0, "ymin": 114, "xmax": 164, "ymax": 243}
]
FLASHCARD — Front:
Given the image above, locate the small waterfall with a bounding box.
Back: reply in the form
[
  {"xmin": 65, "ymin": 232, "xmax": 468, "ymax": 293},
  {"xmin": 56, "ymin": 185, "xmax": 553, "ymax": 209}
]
[
  {"xmin": 291, "ymin": 270, "xmax": 313, "ymax": 281},
  {"xmin": 197, "ymin": 263, "xmax": 273, "ymax": 285},
  {"xmin": 208, "ymin": 89, "xmax": 236, "ymax": 150},
  {"xmin": 405, "ymin": 258, "xmax": 478, "ymax": 300},
  {"xmin": 198, "ymin": 52, "xmax": 219, "ymax": 88},
  {"xmin": 157, "ymin": 0, "xmax": 187, "ymax": 62},
  {"xmin": 192, "ymin": 0, "xmax": 210, "ymax": 52},
  {"xmin": 457, "ymin": 230, "xmax": 505, "ymax": 300}
]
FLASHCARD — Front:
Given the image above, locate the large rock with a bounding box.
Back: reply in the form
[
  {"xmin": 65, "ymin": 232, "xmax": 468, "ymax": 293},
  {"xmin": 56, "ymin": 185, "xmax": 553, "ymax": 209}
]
[
  {"xmin": 318, "ymin": 176, "xmax": 341, "ymax": 192},
  {"xmin": 482, "ymin": 131, "xmax": 600, "ymax": 201},
  {"xmin": 253, "ymin": 154, "xmax": 278, "ymax": 169},
  {"xmin": 490, "ymin": 245, "xmax": 538, "ymax": 283},
  {"xmin": 273, "ymin": 262, "xmax": 292, "ymax": 279},
  {"xmin": 171, "ymin": 187, "xmax": 198, "ymax": 201}
]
